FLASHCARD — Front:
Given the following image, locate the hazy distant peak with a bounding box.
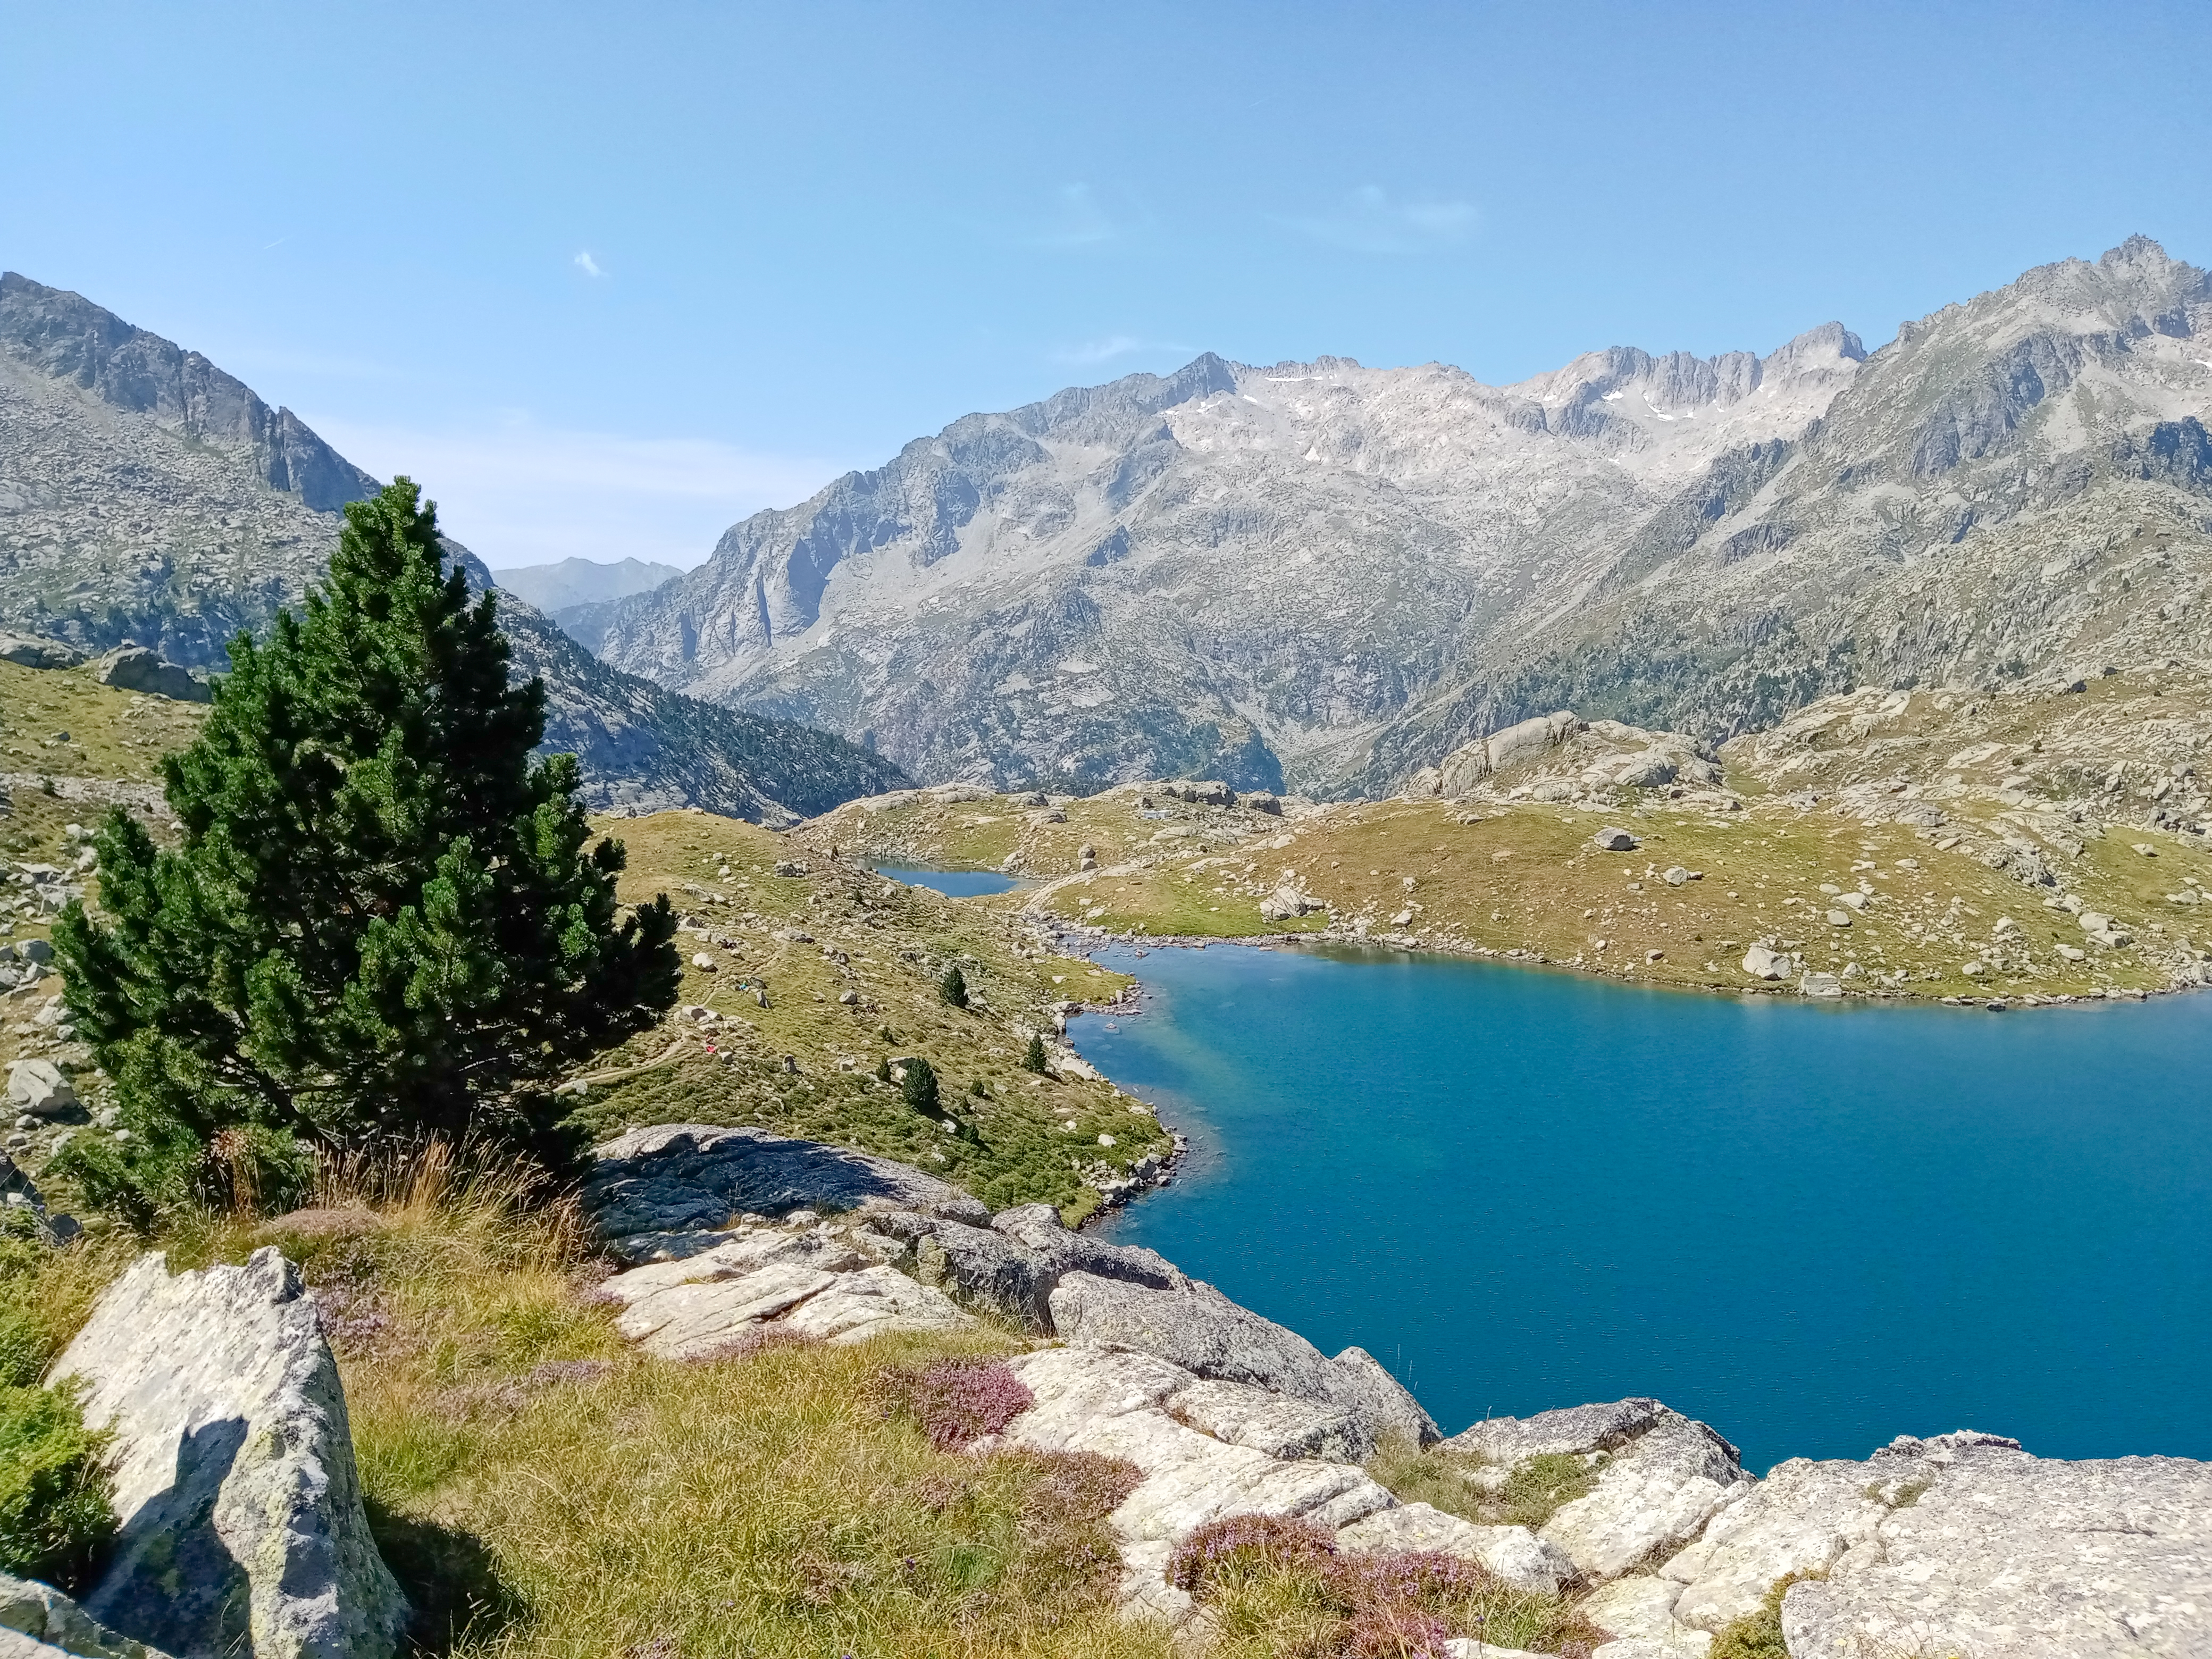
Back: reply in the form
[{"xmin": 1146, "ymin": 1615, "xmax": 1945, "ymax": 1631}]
[{"xmin": 493, "ymin": 555, "xmax": 684, "ymax": 611}]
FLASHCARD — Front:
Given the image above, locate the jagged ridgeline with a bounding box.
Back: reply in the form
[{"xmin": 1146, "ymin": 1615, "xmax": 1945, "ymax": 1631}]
[
  {"xmin": 0, "ymin": 272, "xmax": 906, "ymax": 822},
  {"xmin": 593, "ymin": 237, "xmax": 2212, "ymax": 798}
]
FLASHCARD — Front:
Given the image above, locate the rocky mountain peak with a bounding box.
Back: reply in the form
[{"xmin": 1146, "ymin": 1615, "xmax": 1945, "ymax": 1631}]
[{"xmin": 0, "ymin": 272, "xmax": 375, "ymax": 513}]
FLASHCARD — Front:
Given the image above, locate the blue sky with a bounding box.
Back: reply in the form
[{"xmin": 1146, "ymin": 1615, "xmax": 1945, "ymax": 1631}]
[{"xmin": 7, "ymin": 1, "xmax": 2209, "ymax": 569}]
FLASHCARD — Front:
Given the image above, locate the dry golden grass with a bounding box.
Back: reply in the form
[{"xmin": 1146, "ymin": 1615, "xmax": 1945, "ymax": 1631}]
[{"xmin": 238, "ymin": 1147, "xmax": 1177, "ymax": 1659}]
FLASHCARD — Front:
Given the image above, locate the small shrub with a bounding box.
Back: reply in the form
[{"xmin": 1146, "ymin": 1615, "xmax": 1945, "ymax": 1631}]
[
  {"xmin": 939, "ymin": 965, "xmax": 969, "ymax": 1008},
  {"xmin": 901, "ymin": 1056, "xmax": 941, "ymax": 1116},
  {"xmin": 876, "ymin": 1358, "xmax": 1035, "ymax": 1451},
  {"xmin": 1167, "ymin": 1513, "xmax": 1340, "ymax": 1598},
  {"xmin": 0, "ymin": 1382, "xmax": 115, "ymax": 1589},
  {"xmin": 1710, "ymin": 1572, "xmax": 1813, "ymax": 1659},
  {"xmin": 1023, "ymin": 1034, "xmax": 1049, "ymax": 1073}
]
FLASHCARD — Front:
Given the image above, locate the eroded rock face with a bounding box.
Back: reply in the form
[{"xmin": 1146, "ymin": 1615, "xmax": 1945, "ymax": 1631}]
[
  {"xmin": 1045, "ymin": 1271, "xmax": 1437, "ymax": 1454},
  {"xmin": 48, "ymin": 1249, "xmax": 406, "ymax": 1659},
  {"xmin": 1777, "ymin": 1435, "xmax": 2212, "ymax": 1658},
  {"xmin": 584, "ymin": 1122, "xmax": 991, "ymax": 1241}
]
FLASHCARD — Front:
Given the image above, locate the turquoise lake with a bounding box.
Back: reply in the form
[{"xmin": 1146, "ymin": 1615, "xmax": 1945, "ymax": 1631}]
[
  {"xmin": 875, "ymin": 866, "xmax": 1026, "ymax": 897},
  {"xmin": 1071, "ymin": 943, "xmax": 2211, "ymax": 1473}
]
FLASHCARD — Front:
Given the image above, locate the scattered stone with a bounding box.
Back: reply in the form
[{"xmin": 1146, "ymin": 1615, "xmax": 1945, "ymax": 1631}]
[
  {"xmin": 1799, "ymin": 972, "xmax": 1844, "ymax": 998},
  {"xmin": 1593, "ymin": 827, "xmax": 1639, "ymax": 852},
  {"xmin": 5, "ymin": 1060, "xmax": 73, "ymax": 1118},
  {"xmin": 690, "ymin": 952, "xmax": 718, "ymax": 970},
  {"xmin": 1826, "ymin": 909, "xmax": 1852, "ymax": 927},
  {"xmin": 51, "ymin": 1249, "xmax": 407, "ymax": 1659},
  {"xmin": 1740, "ymin": 944, "xmax": 1794, "ymax": 981}
]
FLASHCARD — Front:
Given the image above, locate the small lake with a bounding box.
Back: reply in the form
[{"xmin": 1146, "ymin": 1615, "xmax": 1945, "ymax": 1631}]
[
  {"xmin": 874, "ymin": 866, "xmax": 1027, "ymax": 898},
  {"xmin": 1073, "ymin": 944, "xmax": 2212, "ymax": 1473}
]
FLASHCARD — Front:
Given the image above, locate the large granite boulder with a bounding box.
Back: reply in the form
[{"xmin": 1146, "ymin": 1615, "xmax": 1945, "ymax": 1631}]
[
  {"xmin": 86, "ymin": 647, "xmax": 207, "ymax": 703},
  {"xmin": 0, "ymin": 1572, "xmax": 166, "ymax": 1659},
  {"xmin": 0, "ymin": 635, "xmax": 83, "ymax": 671},
  {"xmin": 583, "ymin": 1124, "xmax": 991, "ymax": 1242},
  {"xmin": 1446, "ymin": 1398, "xmax": 1749, "ymax": 1582},
  {"xmin": 48, "ymin": 1249, "xmax": 406, "ymax": 1659},
  {"xmin": 1046, "ymin": 1271, "xmax": 1438, "ymax": 1455}
]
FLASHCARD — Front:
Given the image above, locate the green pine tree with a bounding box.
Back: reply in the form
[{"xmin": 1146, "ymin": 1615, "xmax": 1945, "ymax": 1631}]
[
  {"xmin": 939, "ymin": 965, "xmax": 969, "ymax": 1008},
  {"xmin": 54, "ymin": 480, "xmax": 679, "ymax": 1210},
  {"xmin": 901, "ymin": 1056, "xmax": 940, "ymax": 1116},
  {"xmin": 1023, "ymin": 1034, "xmax": 1049, "ymax": 1073}
]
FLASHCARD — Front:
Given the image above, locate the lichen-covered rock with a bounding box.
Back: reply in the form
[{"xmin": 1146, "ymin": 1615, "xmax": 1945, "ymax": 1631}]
[
  {"xmin": 0, "ymin": 1572, "xmax": 167, "ymax": 1659},
  {"xmin": 583, "ymin": 1122, "xmax": 991, "ymax": 1239},
  {"xmin": 1578, "ymin": 1576, "xmax": 1711, "ymax": 1654},
  {"xmin": 1778, "ymin": 1435, "xmax": 2212, "ymax": 1657},
  {"xmin": 1045, "ymin": 1271, "xmax": 1437, "ymax": 1454},
  {"xmin": 1538, "ymin": 1410, "xmax": 1748, "ymax": 1581},
  {"xmin": 48, "ymin": 1249, "xmax": 406, "ymax": 1659},
  {"xmin": 1658, "ymin": 1453, "xmax": 1889, "ymax": 1630},
  {"xmin": 1165, "ymin": 1379, "xmax": 1361, "ymax": 1464}
]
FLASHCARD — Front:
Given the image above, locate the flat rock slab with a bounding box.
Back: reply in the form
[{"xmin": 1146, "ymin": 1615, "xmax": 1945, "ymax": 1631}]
[
  {"xmin": 1578, "ymin": 1576, "xmax": 1712, "ymax": 1654},
  {"xmin": 584, "ymin": 1123, "xmax": 991, "ymax": 1239},
  {"xmin": 49, "ymin": 1249, "xmax": 406, "ymax": 1659},
  {"xmin": 1777, "ymin": 1437, "xmax": 2212, "ymax": 1658},
  {"xmin": 604, "ymin": 1228, "xmax": 971, "ymax": 1357}
]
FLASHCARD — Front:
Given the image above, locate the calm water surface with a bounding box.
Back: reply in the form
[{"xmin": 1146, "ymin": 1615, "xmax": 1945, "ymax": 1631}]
[
  {"xmin": 875, "ymin": 866, "xmax": 1027, "ymax": 897},
  {"xmin": 1073, "ymin": 943, "xmax": 2211, "ymax": 1472}
]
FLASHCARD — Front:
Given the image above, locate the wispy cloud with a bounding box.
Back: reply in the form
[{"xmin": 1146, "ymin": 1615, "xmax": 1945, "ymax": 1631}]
[
  {"xmin": 1277, "ymin": 187, "xmax": 1479, "ymax": 255},
  {"xmin": 573, "ymin": 250, "xmax": 605, "ymax": 278},
  {"xmin": 1051, "ymin": 334, "xmax": 1189, "ymax": 367},
  {"xmin": 306, "ymin": 415, "xmax": 845, "ymax": 571},
  {"xmin": 1019, "ymin": 183, "xmax": 1158, "ymax": 250}
]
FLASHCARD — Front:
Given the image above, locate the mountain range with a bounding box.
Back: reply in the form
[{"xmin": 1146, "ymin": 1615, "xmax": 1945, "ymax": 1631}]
[
  {"xmin": 0, "ymin": 272, "xmax": 906, "ymax": 821},
  {"xmin": 589, "ymin": 236, "xmax": 2212, "ymax": 797}
]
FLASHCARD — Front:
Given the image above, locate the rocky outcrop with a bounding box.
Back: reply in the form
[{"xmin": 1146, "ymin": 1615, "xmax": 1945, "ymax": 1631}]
[
  {"xmin": 583, "ymin": 1122, "xmax": 992, "ymax": 1243},
  {"xmin": 582, "ymin": 1124, "xmax": 2212, "ymax": 1654},
  {"xmin": 48, "ymin": 1249, "xmax": 406, "ymax": 1659},
  {"xmin": 1447, "ymin": 1400, "xmax": 1750, "ymax": 1581},
  {"xmin": 1772, "ymin": 1434, "xmax": 2211, "ymax": 1657},
  {"xmin": 1045, "ymin": 1271, "xmax": 1438, "ymax": 1455}
]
